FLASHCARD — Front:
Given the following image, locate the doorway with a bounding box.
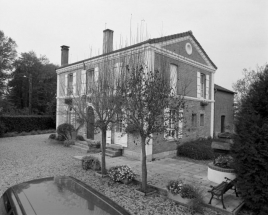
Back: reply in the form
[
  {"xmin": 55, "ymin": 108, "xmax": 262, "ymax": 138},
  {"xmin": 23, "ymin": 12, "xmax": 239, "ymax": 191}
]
[
  {"xmin": 221, "ymin": 115, "xmax": 225, "ymax": 133},
  {"xmin": 87, "ymin": 106, "xmax": 94, "ymax": 139}
]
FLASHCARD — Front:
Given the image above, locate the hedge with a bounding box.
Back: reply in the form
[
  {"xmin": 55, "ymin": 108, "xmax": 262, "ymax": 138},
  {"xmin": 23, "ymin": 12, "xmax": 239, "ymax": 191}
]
[
  {"xmin": 0, "ymin": 115, "xmax": 55, "ymax": 133},
  {"xmin": 177, "ymin": 138, "xmax": 214, "ymax": 160}
]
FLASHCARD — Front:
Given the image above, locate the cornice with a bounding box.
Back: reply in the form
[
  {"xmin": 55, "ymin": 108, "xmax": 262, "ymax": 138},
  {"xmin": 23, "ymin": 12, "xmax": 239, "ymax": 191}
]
[{"xmin": 151, "ymin": 45, "xmax": 216, "ymax": 73}]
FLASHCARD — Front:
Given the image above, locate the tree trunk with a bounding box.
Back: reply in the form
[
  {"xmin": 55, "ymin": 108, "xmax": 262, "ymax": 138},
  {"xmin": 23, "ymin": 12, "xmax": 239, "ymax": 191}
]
[
  {"xmin": 141, "ymin": 135, "xmax": 147, "ymax": 192},
  {"xmin": 101, "ymin": 127, "xmax": 107, "ymax": 175}
]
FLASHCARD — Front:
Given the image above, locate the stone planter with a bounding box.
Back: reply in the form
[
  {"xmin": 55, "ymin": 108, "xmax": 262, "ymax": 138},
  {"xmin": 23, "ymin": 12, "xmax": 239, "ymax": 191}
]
[
  {"xmin": 167, "ymin": 192, "xmax": 191, "ymax": 205},
  {"xmin": 207, "ymin": 162, "xmax": 236, "ymax": 184}
]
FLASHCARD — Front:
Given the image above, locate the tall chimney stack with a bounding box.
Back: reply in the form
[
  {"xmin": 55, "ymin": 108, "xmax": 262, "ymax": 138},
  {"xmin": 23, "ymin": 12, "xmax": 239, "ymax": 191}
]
[
  {"xmin": 103, "ymin": 29, "xmax": 113, "ymax": 54},
  {"xmin": 61, "ymin": 45, "xmax": 69, "ymax": 66}
]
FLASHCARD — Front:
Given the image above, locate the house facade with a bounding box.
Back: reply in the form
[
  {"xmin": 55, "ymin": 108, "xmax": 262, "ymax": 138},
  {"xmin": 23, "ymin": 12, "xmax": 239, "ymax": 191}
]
[
  {"xmin": 56, "ymin": 29, "xmax": 217, "ymax": 160},
  {"xmin": 214, "ymin": 84, "xmax": 235, "ymax": 136}
]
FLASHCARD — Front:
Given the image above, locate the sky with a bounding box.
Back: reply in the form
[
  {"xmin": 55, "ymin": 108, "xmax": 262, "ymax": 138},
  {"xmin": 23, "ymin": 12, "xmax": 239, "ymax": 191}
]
[{"xmin": 0, "ymin": 0, "xmax": 267, "ymax": 91}]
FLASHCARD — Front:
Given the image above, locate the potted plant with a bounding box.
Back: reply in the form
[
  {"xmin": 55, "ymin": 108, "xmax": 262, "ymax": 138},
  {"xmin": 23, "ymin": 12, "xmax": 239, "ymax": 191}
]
[
  {"xmin": 108, "ymin": 165, "xmax": 135, "ymax": 184},
  {"xmin": 166, "ymin": 180, "xmax": 199, "ymax": 205},
  {"xmin": 81, "ymin": 156, "xmax": 101, "ymax": 171}
]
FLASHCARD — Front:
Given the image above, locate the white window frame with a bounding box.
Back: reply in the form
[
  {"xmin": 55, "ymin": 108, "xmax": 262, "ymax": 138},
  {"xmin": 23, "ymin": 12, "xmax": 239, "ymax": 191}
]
[{"xmin": 164, "ymin": 108, "xmax": 183, "ymax": 140}]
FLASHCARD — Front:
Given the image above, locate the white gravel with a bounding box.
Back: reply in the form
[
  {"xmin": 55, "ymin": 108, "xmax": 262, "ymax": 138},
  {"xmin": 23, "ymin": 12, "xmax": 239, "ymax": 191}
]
[{"xmin": 0, "ymin": 134, "xmax": 219, "ymax": 215}]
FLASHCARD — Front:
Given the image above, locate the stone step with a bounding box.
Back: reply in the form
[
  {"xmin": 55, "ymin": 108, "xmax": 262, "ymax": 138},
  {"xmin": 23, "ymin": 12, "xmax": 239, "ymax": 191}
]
[
  {"xmin": 104, "ymin": 148, "xmax": 122, "ymax": 157},
  {"xmin": 106, "ymin": 144, "xmax": 124, "ymax": 150},
  {"xmin": 75, "ymin": 142, "xmax": 88, "ymax": 149},
  {"xmin": 71, "ymin": 144, "xmax": 88, "ymax": 152},
  {"xmin": 76, "ymin": 140, "xmax": 88, "ymax": 147}
]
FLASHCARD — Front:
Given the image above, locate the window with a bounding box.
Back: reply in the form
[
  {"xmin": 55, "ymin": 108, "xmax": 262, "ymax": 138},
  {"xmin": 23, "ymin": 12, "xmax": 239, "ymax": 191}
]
[
  {"xmin": 65, "ymin": 72, "xmax": 76, "ymax": 96},
  {"xmin": 197, "ymin": 72, "xmax": 209, "ymax": 99},
  {"xmin": 116, "ymin": 114, "xmax": 123, "ymax": 132},
  {"xmin": 164, "ymin": 109, "xmax": 183, "ymax": 139},
  {"xmin": 170, "ymin": 64, "xmax": 178, "ymax": 95},
  {"xmin": 67, "ymin": 73, "xmax": 73, "ymax": 95},
  {"xmin": 192, "ymin": 113, "xmax": 197, "ymax": 127},
  {"xmin": 200, "ymin": 73, "xmax": 206, "ymax": 98},
  {"xmin": 87, "ymin": 69, "xmax": 94, "ymax": 93},
  {"xmin": 200, "ymin": 114, "xmax": 204, "ymax": 126}
]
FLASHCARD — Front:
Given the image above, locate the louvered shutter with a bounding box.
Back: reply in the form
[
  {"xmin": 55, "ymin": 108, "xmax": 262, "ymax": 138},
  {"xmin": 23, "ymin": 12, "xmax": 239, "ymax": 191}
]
[
  {"xmin": 170, "ymin": 65, "xmax": 177, "ymax": 96},
  {"xmin": 164, "ymin": 108, "xmax": 170, "ymax": 138},
  {"xmin": 81, "ymin": 70, "xmax": 86, "ymax": 95},
  {"xmin": 197, "ymin": 72, "xmax": 201, "ymax": 98},
  {"xmin": 65, "ymin": 74, "xmax": 68, "ymax": 96},
  {"xmin": 73, "ymin": 72, "xmax": 76, "ymax": 95},
  {"xmin": 94, "ymin": 67, "xmax": 99, "ymax": 82},
  {"xmin": 206, "ymin": 74, "xmax": 210, "ymax": 99},
  {"xmin": 178, "ymin": 110, "xmax": 183, "ymax": 138}
]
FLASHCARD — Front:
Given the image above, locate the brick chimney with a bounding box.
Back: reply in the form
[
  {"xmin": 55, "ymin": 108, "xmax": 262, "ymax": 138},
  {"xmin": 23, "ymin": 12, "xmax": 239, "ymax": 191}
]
[
  {"xmin": 103, "ymin": 29, "xmax": 113, "ymax": 54},
  {"xmin": 61, "ymin": 45, "xmax": 69, "ymax": 66}
]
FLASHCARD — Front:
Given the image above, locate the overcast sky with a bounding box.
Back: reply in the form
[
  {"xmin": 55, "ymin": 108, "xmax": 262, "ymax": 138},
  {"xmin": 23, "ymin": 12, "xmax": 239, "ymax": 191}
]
[{"xmin": 1, "ymin": 0, "xmax": 267, "ymax": 90}]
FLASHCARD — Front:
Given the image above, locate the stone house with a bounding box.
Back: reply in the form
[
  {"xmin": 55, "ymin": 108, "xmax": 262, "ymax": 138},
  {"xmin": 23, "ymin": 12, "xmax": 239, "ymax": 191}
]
[
  {"xmin": 56, "ymin": 29, "xmax": 218, "ymax": 160},
  {"xmin": 214, "ymin": 84, "xmax": 235, "ymax": 136}
]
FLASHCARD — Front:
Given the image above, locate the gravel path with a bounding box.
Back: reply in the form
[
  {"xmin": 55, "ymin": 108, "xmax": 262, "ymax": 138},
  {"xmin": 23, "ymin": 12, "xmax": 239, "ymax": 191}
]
[{"xmin": 0, "ymin": 134, "xmax": 219, "ymax": 215}]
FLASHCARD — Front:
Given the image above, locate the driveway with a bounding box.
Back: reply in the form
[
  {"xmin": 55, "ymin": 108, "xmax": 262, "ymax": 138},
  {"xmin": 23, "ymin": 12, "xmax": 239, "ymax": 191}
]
[{"xmin": 0, "ymin": 134, "xmax": 206, "ymax": 215}]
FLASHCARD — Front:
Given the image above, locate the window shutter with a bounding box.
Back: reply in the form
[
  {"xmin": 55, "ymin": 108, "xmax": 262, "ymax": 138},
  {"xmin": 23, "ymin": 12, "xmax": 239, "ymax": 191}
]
[
  {"xmin": 65, "ymin": 74, "xmax": 68, "ymax": 96},
  {"xmin": 206, "ymin": 74, "xmax": 210, "ymax": 99},
  {"xmin": 170, "ymin": 65, "xmax": 177, "ymax": 96},
  {"xmin": 73, "ymin": 72, "xmax": 76, "ymax": 95},
  {"xmin": 94, "ymin": 67, "xmax": 99, "ymax": 83},
  {"xmin": 197, "ymin": 72, "xmax": 201, "ymax": 98},
  {"xmin": 178, "ymin": 110, "xmax": 183, "ymax": 138},
  {"xmin": 81, "ymin": 70, "xmax": 86, "ymax": 95},
  {"xmin": 164, "ymin": 108, "xmax": 170, "ymax": 138}
]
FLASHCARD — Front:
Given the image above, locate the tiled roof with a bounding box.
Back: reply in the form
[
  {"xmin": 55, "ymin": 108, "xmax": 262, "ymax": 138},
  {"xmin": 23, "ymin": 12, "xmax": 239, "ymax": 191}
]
[
  {"xmin": 214, "ymin": 84, "xmax": 236, "ymax": 94},
  {"xmin": 58, "ymin": 31, "xmax": 217, "ymax": 70}
]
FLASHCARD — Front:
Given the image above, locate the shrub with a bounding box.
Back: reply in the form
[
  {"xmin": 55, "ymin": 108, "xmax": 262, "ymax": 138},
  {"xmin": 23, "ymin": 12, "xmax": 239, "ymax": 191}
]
[
  {"xmin": 214, "ymin": 155, "xmax": 234, "ymax": 169},
  {"xmin": 108, "ymin": 165, "xmax": 135, "ymax": 182},
  {"xmin": 81, "ymin": 156, "xmax": 101, "ymax": 171},
  {"xmin": 180, "ymin": 184, "xmax": 196, "ymax": 199},
  {"xmin": 56, "ymin": 123, "xmax": 75, "ymax": 140},
  {"xmin": 55, "ymin": 134, "xmax": 65, "ymax": 141},
  {"xmin": 166, "ymin": 179, "xmax": 184, "ymax": 195},
  {"xmin": 177, "ymin": 138, "xmax": 214, "ymax": 160},
  {"xmin": 49, "ymin": 133, "xmax": 56, "ymax": 139},
  {"xmin": 88, "ymin": 139, "xmax": 101, "ymax": 148},
  {"xmin": 0, "ymin": 115, "xmax": 55, "ymax": 133},
  {"xmin": 76, "ymin": 135, "xmax": 85, "ymax": 141},
  {"xmin": 63, "ymin": 140, "xmax": 75, "ymax": 147},
  {"xmin": 0, "ymin": 121, "xmax": 6, "ymax": 137},
  {"xmin": 232, "ymin": 66, "xmax": 268, "ymax": 214}
]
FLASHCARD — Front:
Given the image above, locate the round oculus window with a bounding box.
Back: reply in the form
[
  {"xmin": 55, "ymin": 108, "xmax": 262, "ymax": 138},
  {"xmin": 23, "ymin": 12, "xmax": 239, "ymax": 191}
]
[{"xmin": 185, "ymin": 43, "xmax": 192, "ymax": 55}]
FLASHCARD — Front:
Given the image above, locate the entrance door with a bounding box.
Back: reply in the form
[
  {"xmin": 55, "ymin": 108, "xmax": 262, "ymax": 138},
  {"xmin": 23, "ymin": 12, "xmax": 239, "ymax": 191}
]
[
  {"xmin": 87, "ymin": 107, "xmax": 94, "ymax": 139},
  {"xmin": 114, "ymin": 119, "xmax": 127, "ymax": 147},
  {"xmin": 221, "ymin": 115, "xmax": 225, "ymax": 133}
]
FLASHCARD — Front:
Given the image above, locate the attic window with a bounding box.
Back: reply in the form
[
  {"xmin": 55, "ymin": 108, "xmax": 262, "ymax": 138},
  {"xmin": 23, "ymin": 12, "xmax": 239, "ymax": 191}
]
[{"xmin": 185, "ymin": 43, "xmax": 192, "ymax": 55}]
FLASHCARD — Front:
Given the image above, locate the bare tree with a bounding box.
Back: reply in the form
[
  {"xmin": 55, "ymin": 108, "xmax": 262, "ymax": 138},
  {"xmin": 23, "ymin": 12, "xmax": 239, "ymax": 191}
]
[
  {"xmin": 121, "ymin": 53, "xmax": 187, "ymax": 192},
  {"xmin": 59, "ymin": 55, "xmax": 126, "ymax": 175}
]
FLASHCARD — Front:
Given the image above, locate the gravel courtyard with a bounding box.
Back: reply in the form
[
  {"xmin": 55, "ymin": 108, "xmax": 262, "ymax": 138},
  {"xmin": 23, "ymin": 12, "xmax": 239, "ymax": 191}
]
[{"xmin": 0, "ymin": 134, "xmax": 219, "ymax": 215}]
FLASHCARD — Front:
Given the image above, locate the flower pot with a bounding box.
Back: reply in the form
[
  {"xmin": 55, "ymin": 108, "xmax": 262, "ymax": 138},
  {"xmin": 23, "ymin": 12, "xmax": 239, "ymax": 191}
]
[{"xmin": 167, "ymin": 192, "xmax": 191, "ymax": 205}]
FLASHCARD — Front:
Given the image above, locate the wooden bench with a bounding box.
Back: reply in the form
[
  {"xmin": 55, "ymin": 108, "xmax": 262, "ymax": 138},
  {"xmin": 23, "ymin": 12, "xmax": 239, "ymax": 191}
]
[{"xmin": 208, "ymin": 177, "xmax": 239, "ymax": 209}]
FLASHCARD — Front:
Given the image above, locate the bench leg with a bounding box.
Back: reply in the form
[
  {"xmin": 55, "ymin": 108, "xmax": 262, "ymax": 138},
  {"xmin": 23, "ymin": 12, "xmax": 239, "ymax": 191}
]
[
  {"xmin": 221, "ymin": 195, "xmax": 226, "ymax": 209},
  {"xmin": 208, "ymin": 194, "xmax": 214, "ymax": 205},
  {"xmin": 234, "ymin": 186, "xmax": 239, "ymax": 197}
]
